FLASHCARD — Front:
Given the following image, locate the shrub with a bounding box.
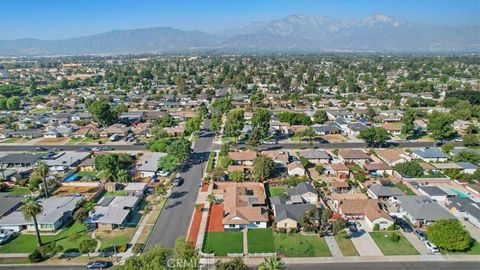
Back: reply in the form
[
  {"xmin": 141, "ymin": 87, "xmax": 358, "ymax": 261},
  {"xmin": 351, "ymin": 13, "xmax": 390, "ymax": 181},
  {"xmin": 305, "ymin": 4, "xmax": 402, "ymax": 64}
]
[
  {"xmin": 373, "ymin": 223, "xmax": 380, "ymax": 231},
  {"xmin": 390, "ymin": 233, "xmax": 400, "ymax": 242},
  {"xmin": 132, "ymin": 243, "xmax": 144, "ymax": 254},
  {"xmin": 28, "ymin": 249, "xmax": 44, "ymax": 262},
  {"xmin": 387, "ymin": 223, "xmax": 398, "ymax": 231}
]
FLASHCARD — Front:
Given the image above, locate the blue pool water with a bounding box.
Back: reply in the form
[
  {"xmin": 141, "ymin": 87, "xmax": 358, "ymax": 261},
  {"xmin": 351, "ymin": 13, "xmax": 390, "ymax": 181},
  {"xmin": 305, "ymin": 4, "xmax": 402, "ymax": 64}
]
[
  {"xmin": 449, "ymin": 188, "xmax": 468, "ymax": 198},
  {"xmin": 63, "ymin": 173, "xmax": 80, "ymax": 182}
]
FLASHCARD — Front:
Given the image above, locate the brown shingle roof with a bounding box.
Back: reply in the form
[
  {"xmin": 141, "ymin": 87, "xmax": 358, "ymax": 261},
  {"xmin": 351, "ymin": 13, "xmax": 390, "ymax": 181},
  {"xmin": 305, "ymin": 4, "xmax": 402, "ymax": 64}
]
[{"xmin": 229, "ymin": 151, "xmax": 257, "ymax": 161}]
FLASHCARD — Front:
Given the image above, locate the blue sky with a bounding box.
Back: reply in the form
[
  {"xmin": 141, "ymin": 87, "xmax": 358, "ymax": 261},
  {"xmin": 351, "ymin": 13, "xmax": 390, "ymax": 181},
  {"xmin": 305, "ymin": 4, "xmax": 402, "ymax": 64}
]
[{"xmin": 2, "ymin": 0, "xmax": 479, "ymax": 40}]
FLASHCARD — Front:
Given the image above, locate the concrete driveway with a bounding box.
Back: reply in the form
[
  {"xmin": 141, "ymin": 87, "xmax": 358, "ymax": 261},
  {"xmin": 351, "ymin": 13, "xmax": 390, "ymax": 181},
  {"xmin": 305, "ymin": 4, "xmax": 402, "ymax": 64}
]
[
  {"xmin": 400, "ymin": 230, "xmax": 430, "ymax": 255},
  {"xmin": 349, "ymin": 229, "xmax": 383, "ymax": 256}
]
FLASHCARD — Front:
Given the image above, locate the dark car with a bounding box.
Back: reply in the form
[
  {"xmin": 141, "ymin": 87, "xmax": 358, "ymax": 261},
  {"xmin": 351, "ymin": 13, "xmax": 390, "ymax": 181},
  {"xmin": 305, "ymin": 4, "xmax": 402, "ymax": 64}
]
[
  {"xmin": 35, "ymin": 147, "xmax": 47, "ymax": 151},
  {"xmin": 414, "ymin": 229, "xmax": 426, "ymax": 241},
  {"xmin": 346, "ymin": 222, "xmax": 358, "ymax": 233},
  {"xmin": 396, "ymin": 218, "xmax": 413, "ymax": 233},
  {"xmin": 171, "ymin": 177, "xmax": 183, "ymax": 187},
  {"xmin": 80, "ymin": 147, "xmax": 91, "ymax": 152},
  {"xmin": 101, "ymin": 146, "xmax": 114, "ymax": 151},
  {"xmin": 86, "ymin": 260, "xmax": 112, "ymax": 269}
]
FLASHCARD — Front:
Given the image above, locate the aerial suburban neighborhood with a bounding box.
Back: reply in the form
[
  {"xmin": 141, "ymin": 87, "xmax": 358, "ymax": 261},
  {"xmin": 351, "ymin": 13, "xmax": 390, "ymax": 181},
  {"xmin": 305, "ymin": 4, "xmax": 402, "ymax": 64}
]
[{"xmin": 0, "ymin": 1, "xmax": 479, "ymax": 270}]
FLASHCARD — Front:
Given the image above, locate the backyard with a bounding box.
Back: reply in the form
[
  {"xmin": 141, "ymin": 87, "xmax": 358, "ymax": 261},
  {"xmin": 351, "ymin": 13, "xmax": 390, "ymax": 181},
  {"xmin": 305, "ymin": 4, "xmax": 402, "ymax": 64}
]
[
  {"xmin": 203, "ymin": 232, "xmax": 243, "ymax": 256},
  {"xmin": 369, "ymin": 232, "xmax": 419, "ymax": 255},
  {"xmin": 274, "ymin": 233, "xmax": 331, "ymax": 257},
  {"xmin": 268, "ymin": 187, "xmax": 286, "ymax": 198},
  {"xmin": 334, "ymin": 232, "xmax": 359, "ymax": 256},
  {"xmin": 247, "ymin": 229, "xmax": 275, "ymax": 253},
  {"xmin": 394, "ymin": 182, "xmax": 416, "ymax": 195}
]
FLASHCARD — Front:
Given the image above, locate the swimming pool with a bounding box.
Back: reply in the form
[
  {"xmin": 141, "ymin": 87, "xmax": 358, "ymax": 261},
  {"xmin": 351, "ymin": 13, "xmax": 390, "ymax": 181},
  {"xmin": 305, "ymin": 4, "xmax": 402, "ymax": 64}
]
[
  {"xmin": 449, "ymin": 188, "xmax": 469, "ymax": 198},
  {"xmin": 63, "ymin": 173, "xmax": 80, "ymax": 182}
]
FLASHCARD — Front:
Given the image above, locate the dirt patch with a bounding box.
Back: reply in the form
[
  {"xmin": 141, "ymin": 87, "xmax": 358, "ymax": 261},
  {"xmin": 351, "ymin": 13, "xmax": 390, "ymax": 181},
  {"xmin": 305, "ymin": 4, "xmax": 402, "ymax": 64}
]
[
  {"xmin": 35, "ymin": 138, "xmax": 69, "ymax": 145},
  {"xmin": 323, "ymin": 134, "xmax": 347, "ymax": 142},
  {"xmin": 53, "ymin": 185, "xmax": 100, "ymax": 200}
]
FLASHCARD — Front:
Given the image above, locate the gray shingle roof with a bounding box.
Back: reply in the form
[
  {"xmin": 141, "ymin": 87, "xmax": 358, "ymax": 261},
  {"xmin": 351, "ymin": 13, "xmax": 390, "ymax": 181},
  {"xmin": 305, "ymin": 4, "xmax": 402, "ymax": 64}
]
[
  {"xmin": 368, "ymin": 184, "xmax": 403, "ymax": 197},
  {"xmin": 274, "ymin": 203, "xmax": 317, "ymax": 222},
  {"xmin": 413, "ymin": 148, "xmax": 448, "ymax": 159},
  {"xmin": 448, "ymin": 197, "xmax": 480, "ymax": 221},
  {"xmin": 286, "ymin": 182, "xmax": 317, "ymax": 197},
  {"xmin": 397, "ymin": 195, "xmax": 455, "ymax": 221}
]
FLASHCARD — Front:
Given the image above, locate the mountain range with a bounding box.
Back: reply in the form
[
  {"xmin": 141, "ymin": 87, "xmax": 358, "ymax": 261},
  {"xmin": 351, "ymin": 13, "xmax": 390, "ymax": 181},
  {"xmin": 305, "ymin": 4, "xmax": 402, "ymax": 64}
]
[{"xmin": 1, "ymin": 13, "xmax": 479, "ymax": 56}]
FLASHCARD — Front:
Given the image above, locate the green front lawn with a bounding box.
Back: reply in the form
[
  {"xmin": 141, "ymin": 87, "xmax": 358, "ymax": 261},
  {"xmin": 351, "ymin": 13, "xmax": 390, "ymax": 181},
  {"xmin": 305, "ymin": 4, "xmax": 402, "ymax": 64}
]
[
  {"xmin": 98, "ymin": 227, "xmax": 135, "ymax": 251},
  {"xmin": 394, "ymin": 182, "xmax": 416, "ymax": 195},
  {"xmin": 269, "ymin": 187, "xmax": 286, "ymax": 198},
  {"xmin": 203, "ymin": 232, "xmax": 243, "ymax": 256},
  {"xmin": 369, "ymin": 232, "xmax": 419, "ymax": 256},
  {"xmin": 104, "ymin": 190, "xmax": 127, "ymax": 197},
  {"xmin": 248, "ymin": 229, "xmax": 275, "ymax": 253},
  {"xmin": 0, "ymin": 138, "xmax": 18, "ymax": 144},
  {"xmin": 441, "ymin": 240, "xmax": 480, "ymax": 255},
  {"xmin": 274, "ymin": 233, "xmax": 331, "ymax": 257},
  {"xmin": 334, "ymin": 232, "xmax": 359, "ymax": 256},
  {"xmin": 221, "ymin": 136, "xmax": 237, "ymax": 143},
  {"xmin": 8, "ymin": 187, "xmax": 32, "ymax": 196},
  {"xmin": 0, "ymin": 221, "xmax": 91, "ymax": 253}
]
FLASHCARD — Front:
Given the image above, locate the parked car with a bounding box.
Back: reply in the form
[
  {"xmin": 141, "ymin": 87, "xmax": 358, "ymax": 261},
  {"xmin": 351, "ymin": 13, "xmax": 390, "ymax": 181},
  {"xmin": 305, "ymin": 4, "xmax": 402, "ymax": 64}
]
[
  {"xmin": 158, "ymin": 171, "xmax": 170, "ymax": 177},
  {"xmin": 424, "ymin": 241, "xmax": 439, "ymax": 253},
  {"xmin": 35, "ymin": 147, "xmax": 47, "ymax": 151},
  {"xmin": 171, "ymin": 177, "xmax": 183, "ymax": 187},
  {"xmin": 346, "ymin": 222, "xmax": 358, "ymax": 233},
  {"xmin": 80, "ymin": 147, "xmax": 91, "ymax": 152},
  {"xmin": 0, "ymin": 230, "xmax": 16, "ymax": 244},
  {"xmin": 100, "ymin": 146, "xmax": 114, "ymax": 151},
  {"xmin": 414, "ymin": 229, "xmax": 426, "ymax": 241},
  {"xmin": 395, "ymin": 218, "xmax": 413, "ymax": 233},
  {"xmin": 86, "ymin": 260, "xmax": 112, "ymax": 269},
  {"xmin": 262, "ymin": 140, "xmax": 278, "ymax": 145}
]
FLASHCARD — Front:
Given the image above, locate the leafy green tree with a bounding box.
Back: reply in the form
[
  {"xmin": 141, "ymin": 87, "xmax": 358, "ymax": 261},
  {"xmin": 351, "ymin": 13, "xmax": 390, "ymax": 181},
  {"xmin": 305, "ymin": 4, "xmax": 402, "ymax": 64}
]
[
  {"xmin": 441, "ymin": 142, "xmax": 455, "ymax": 154},
  {"xmin": 147, "ymin": 138, "xmax": 175, "ymax": 152},
  {"xmin": 172, "ymin": 237, "xmax": 199, "ymax": 270},
  {"xmin": 278, "ymin": 112, "xmax": 312, "ymax": 125},
  {"xmin": 185, "ymin": 116, "xmax": 202, "ymax": 135},
  {"xmin": 79, "ymin": 239, "xmax": 97, "ymax": 258},
  {"xmin": 6, "ymin": 96, "xmax": 21, "ymax": 110},
  {"xmin": 463, "ymin": 134, "xmax": 479, "ymax": 147},
  {"xmin": 21, "ymin": 197, "xmax": 43, "ymax": 247},
  {"xmin": 154, "ymin": 114, "xmax": 178, "ymax": 128},
  {"xmin": 427, "ymin": 219, "xmax": 473, "ymax": 251},
  {"xmin": 158, "ymin": 155, "xmax": 179, "ymax": 172},
  {"xmin": 167, "ymin": 138, "xmax": 192, "ymax": 163},
  {"xmin": 454, "ymin": 151, "xmax": 480, "ymax": 164},
  {"xmin": 95, "ymin": 154, "xmax": 119, "ymax": 175},
  {"xmin": 313, "ymin": 110, "xmax": 328, "ymax": 124},
  {"xmin": 229, "ymin": 171, "xmax": 245, "ymax": 182},
  {"xmin": 427, "ymin": 111, "xmax": 456, "ymax": 142},
  {"xmin": 394, "ymin": 161, "xmax": 423, "ymax": 178},
  {"xmin": 154, "ymin": 184, "xmax": 168, "ymax": 198},
  {"xmin": 116, "ymin": 169, "xmax": 131, "ymax": 183},
  {"xmin": 402, "ymin": 110, "xmax": 416, "ymax": 137},
  {"xmin": 359, "ymin": 127, "xmax": 391, "ymax": 147},
  {"xmin": 117, "ymin": 245, "xmax": 170, "ymax": 270},
  {"xmin": 88, "ymin": 100, "xmax": 116, "ymax": 127},
  {"xmin": 224, "ymin": 109, "xmax": 245, "ymax": 138},
  {"xmin": 251, "ymin": 108, "xmax": 272, "ymax": 139},
  {"xmin": 212, "ymin": 98, "xmax": 233, "ymax": 114},
  {"xmin": 253, "ymin": 155, "xmax": 274, "ymax": 181}
]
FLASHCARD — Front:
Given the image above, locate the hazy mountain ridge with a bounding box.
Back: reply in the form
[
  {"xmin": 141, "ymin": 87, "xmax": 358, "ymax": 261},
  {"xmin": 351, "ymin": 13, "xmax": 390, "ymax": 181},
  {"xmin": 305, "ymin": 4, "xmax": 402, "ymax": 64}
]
[{"xmin": 1, "ymin": 14, "xmax": 479, "ymax": 55}]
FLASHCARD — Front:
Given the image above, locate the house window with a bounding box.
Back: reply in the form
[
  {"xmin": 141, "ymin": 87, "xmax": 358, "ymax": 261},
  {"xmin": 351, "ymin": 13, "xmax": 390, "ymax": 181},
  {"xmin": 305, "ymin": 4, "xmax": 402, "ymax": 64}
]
[
  {"xmin": 255, "ymin": 222, "xmax": 260, "ymax": 225},
  {"xmin": 229, "ymin": 225, "xmax": 235, "ymax": 228}
]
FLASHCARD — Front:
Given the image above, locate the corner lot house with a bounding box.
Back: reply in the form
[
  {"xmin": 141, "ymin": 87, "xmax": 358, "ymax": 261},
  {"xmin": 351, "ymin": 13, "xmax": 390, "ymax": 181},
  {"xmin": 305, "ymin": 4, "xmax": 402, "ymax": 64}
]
[
  {"xmin": 446, "ymin": 197, "xmax": 480, "ymax": 228},
  {"xmin": 136, "ymin": 152, "xmax": 167, "ymax": 177},
  {"xmin": 87, "ymin": 196, "xmax": 140, "ymax": 230},
  {"xmin": 0, "ymin": 196, "xmax": 82, "ymax": 232},
  {"xmin": 412, "ymin": 148, "xmax": 448, "ymax": 163},
  {"xmin": 213, "ymin": 182, "xmax": 269, "ymax": 230},
  {"xmin": 394, "ymin": 196, "xmax": 455, "ymax": 226}
]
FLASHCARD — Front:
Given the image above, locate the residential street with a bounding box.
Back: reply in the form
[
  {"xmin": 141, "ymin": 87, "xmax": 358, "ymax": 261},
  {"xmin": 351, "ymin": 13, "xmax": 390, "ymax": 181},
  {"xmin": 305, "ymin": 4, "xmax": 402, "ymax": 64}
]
[{"xmin": 145, "ymin": 119, "xmax": 214, "ymax": 249}]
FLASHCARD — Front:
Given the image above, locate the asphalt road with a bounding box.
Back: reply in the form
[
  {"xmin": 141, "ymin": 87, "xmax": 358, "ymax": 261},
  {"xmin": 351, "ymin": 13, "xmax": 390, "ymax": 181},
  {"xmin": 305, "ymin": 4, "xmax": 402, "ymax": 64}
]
[
  {"xmin": 144, "ymin": 119, "xmax": 214, "ymax": 249},
  {"xmin": 285, "ymin": 261, "xmax": 479, "ymax": 270},
  {"xmin": 0, "ymin": 140, "xmax": 463, "ymax": 153}
]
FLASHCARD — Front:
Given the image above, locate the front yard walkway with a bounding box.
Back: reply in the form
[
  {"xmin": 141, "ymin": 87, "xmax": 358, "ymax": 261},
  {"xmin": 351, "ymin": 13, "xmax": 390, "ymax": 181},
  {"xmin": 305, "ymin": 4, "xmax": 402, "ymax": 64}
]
[
  {"xmin": 242, "ymin": 228, "xmax": 248, "ymax": 255},
  {"xmin": 350, "ymin": 230, "xmax": 383, "ymax": 256}
]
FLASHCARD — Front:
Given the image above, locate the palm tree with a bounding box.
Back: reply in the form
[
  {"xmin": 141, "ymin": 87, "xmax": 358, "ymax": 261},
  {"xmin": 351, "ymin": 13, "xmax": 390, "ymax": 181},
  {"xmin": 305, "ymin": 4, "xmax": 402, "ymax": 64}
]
[
  {"xmin": 259, "ymin": 257, "xmax": 284, "ymax": 270},
  {"xmin": 116, "ymin": 169, "xmax": 130, "ymax": 183},
  {"xmin": 21, "ymin": 196, "xmax": 43, "ymax": 247},
  {"xmin": 34, "ymin": 161, "xmax": 50, "ymax": 198}
]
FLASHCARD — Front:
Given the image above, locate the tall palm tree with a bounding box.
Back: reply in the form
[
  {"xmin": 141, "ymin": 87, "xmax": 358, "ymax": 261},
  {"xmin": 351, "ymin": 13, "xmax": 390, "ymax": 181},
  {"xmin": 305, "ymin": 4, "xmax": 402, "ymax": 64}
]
[
  {"xmin": 34, "ymin": 161, "xmax": 50, "ymax": 198},
  {"xmin": 259, "ymin": 257, "xmax": 284, "ymax": 270},
  {"xmin": 21, "ymin": 196, "xmax": 43, "ymax": 247}
]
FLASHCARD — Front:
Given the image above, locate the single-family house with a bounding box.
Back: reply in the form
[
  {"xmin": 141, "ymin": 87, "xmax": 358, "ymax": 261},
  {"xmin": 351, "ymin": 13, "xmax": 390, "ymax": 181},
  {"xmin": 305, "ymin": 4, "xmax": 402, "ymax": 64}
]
[
  {"xmin": 297, "ymin": 149, "xmax": 331, "ymax": 164},
  {"xmin": 229, "ymin": 151, "xmax": 257, "ymax": 166},
  {"xmin": 338, "ymin": 150, "xmax": 370, "ymax": 165},
  {"xmin": 368, "ymin": 184, "xmax": 403, "ymax": 200},
  {"xmin": 418, "ymin": 186, "xmax": 457, "ymax": 202},
  {"xmin": 286, "ymin": 182, "xmax": 318, "ymax": 204},
  {"xmin": 376, "ymin": 149, "xmax": 411, "ymax": 166},
  {"xmin": 412, "ymin": 148, "xmax": 448, "ymax": 163},
  {"xmin": 395, "ymin": 196, "xmax": 455, "ymax": 226},
  {"xmin": 446, "ymin": 197, "xmax": 480, "ymax": 228},
  {"xmin": 87, "ymin": 196, "xmax": 140, "ymax": 231},
  {"xmin": 0, "ymin": 193, "xmax": 23, "ymax": 218},
  {"xmin": 273, "ymin": 204, "xmax": 318, "ymax": 232},
  {"xmin": 287, "ymin": 161, "xmax": 305, "ymax": 176},
  {"xmin": 124, "ymin": 183, "xmax": 147, "ymax": 197},
  {"xmin": 136, "ymin": 152, "xmax": 168, "ymax": 177},
  {"xmin": 363, "ymin": 163, "xmax": 393, "ymax": 176}
]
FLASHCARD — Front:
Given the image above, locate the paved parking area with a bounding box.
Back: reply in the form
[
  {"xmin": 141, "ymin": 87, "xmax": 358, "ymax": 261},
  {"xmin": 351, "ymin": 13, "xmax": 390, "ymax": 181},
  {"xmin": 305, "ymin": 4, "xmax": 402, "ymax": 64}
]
[{"xmin": 350, "ymin": 230, "xmax": 383, "ymax": 256}]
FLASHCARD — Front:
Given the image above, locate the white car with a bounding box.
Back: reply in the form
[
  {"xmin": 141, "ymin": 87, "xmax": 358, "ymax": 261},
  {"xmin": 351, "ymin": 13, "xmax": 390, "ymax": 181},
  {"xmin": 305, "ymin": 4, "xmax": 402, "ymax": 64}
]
[
  {"xmin": 424, "ymin": 240, "xmax": 439, "ymax": 253},
  {"xmin": 157, "ymin": 171, "xmax": 170, "ymax": 177},
  {"xmin": 0, "ymin": 230, "xmax": 16, "ymax": 245}
]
